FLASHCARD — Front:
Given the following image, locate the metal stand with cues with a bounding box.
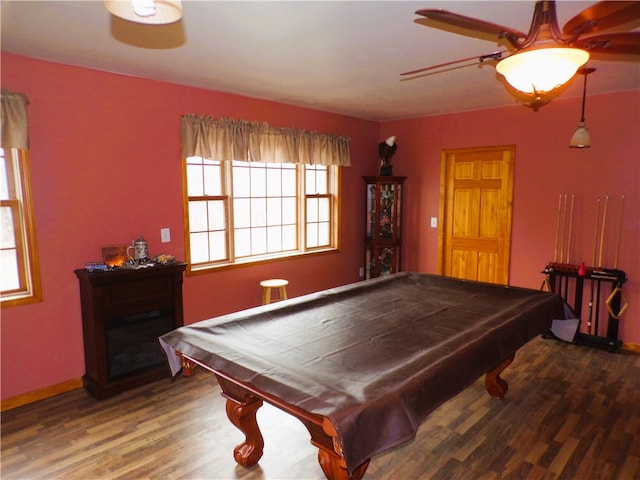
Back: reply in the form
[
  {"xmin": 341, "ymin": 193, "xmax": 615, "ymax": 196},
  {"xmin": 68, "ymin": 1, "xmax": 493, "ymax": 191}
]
[{"xmin": 542, "ymin": 194, "xmax": 628, "ymax": 352}]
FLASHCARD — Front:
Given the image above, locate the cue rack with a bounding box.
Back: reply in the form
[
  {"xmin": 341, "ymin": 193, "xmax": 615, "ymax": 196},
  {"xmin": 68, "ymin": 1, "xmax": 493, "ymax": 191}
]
[
  {"xmin": 543, "ymin": 263, "xmax": 626, "ymax": 351},
  {"xmin": 541, "ymin": 194, "xmax": 629, "ymax": 352}
]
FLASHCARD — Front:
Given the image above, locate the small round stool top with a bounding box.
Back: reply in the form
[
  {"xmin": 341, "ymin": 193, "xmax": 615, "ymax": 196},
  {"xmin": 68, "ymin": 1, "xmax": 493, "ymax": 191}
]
[{"xmin": 260, "ymin": 279, "xmax": 289, "ymax": 288}]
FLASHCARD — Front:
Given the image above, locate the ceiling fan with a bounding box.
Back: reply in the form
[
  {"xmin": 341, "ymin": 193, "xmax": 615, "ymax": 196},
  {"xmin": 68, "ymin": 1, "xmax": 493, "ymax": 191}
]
[{"xmin": 403, "ymin": 1, "xmax": 640, "ymax": 105}]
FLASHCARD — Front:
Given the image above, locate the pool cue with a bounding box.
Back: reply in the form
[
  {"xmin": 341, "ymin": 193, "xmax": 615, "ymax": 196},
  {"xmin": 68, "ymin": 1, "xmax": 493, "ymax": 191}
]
[
  {"xmin": 560, "ymin": 194, "xmax": 568, "ymax": 264},
  {"xmin": 598, "ymin": 195, "xmax": 609, "ymax": 268},
  {"xmin": 553, "ymin": 193, "xmax": 562, "ymax": 263},
  {"xmin": 613, "ymin": 195, "xmax": 625, "ymax": 269},
  {"xmin": 587, "ymin": 197, "xmax": 600, "ymax": 334},
  {"xmin": 594, "ymin": 195, "xmax": 610, "ymax": 337},
  {"xmin": 595, "ymin": 280, "xmax": 602, "ymax": 336},
  {"xmin": 566, "ymin": 194, "xmax": 575, "ymax": 265}
]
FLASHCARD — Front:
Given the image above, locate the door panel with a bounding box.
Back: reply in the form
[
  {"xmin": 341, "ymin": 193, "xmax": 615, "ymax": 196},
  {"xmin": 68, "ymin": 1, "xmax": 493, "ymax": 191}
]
[{"xmin": 438, "ymin": 146, "xmax": 515, "ymax": 285}]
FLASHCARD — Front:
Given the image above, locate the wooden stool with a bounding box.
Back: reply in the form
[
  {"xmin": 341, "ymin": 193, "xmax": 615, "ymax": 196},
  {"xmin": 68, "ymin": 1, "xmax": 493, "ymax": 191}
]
[{"xmin": 260, "ymin": 279, "xmax": 289, "ymax": 305}]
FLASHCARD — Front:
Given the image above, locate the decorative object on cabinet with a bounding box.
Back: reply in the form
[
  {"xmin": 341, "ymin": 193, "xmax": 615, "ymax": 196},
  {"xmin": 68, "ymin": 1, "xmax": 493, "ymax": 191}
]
[
  {"xmin": 74, "ymin": 262, "xmax": 187, "ymax": 399},
  {"xmin": 127, "ymin": 235, "xmax": 150, "ymax": 262},
  {"xmin": 378, "ymin": 136, "xmax": 398, "ymax": 176},
  {"xmin": 363, "ymin": 176, "xmax": 406, "ymax": 279}
]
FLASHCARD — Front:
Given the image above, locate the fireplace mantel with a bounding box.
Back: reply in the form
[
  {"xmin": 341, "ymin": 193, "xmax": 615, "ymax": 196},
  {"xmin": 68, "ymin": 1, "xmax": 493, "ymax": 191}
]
[{"xmin": 74, "ymin": 262, "xmax": 187, "ymax": 399}]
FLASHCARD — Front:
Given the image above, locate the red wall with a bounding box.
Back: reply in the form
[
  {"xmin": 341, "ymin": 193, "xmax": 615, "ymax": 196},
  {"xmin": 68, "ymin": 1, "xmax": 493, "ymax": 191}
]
[
  {"xmin": 381, "ymin": 91, "xmax": 639, "ymax": 345},
  {"xmin": 1, "ymin": 52, "xmax": 638, "ymax": 401},
  {"xmin": 0, "ymin": 53, "xmax": 379, "ymax": 400}
]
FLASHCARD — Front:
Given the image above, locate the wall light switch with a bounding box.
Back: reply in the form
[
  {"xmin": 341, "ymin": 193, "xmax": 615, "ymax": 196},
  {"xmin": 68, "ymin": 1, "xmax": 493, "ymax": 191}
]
[
  {"xmin": 161, "ymin": 228, "xmax": 171, "ymax": 243},
  {"xmin": 430, "ymin": 217, "xmax": 438, "ymax": 228}
]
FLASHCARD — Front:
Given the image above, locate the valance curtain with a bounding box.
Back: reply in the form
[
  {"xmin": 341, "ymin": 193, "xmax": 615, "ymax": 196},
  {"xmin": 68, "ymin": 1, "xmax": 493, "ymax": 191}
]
[
  {"xmin": 1, "ymin": 89, "xmax": 30, "ymax": 149},
  {"xmin": 180, "ymin": 114, "xmax": 351, "ymax": 166}
]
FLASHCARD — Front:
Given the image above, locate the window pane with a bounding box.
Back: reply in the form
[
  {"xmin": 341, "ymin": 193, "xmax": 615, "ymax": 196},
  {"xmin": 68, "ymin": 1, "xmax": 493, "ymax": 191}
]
[
  {"xmin": 190, "ymin": 232, "xmax": 209, "ymax": 263},
  {"xmin": 235, "ymin": 228, "xmax": 251, "ymax": 257},
  {"xmin": 305, "ymin": 169, "xmax": 315, "ymax": 194},
  {"xmin": 316, "ymin": 169, "xmax": 328, "ymax": 194},
  {"xmin": 1, "ymin": 206, "xmax": 16, "ymax": 248},
  {"xmin": 318, "ymin": 222, "xmax": 330, "ymax": 246},
  {"xmin": 318, "ymin": 197, "xmax": 330, "ymax": 221},
  {"xmin": 251, "ymin": 227, "xmax": 267, "ymax": 255},
  {"xmin": 250, "ymin": 166, "xmax": 266, "ymax": 197},
  {"xmin": 282, "ymin": 169, "xmax": 296, "ymax": 196},
  {"xmin": 282, "ymin": 197, "xmax": 296, "ymax": 224},
  {"xmin": 266, "ymin": 168, "xmax": 282, "ymax": 197},
  {"xmin": 186, "ymin": 164, "xmax": 204, "ymax": 197},
  {"xmin": 0, "ymin": 248, "xmax": 19, "ymax": 291},
  {"xmin": 189, "ymin": 201, "xmax": 208, "ymax": 232},
  {"xmin": 208, "ymin": 200, "xmax": 226, "ymax": 230},
  {"xmin": 266, "ymin": 197, "xmax": 282, "ymax": 224},
  {"xmin": 307, "ymin": 198, "xmax": 318, "ymax": 222},
  {"xmin": 267, "ymin": 225, "xmax": 282, "ymax": 252},
  {"xmin": 233, "ymin": 164, "xmax": 251, "ymax": 197},
  {"xmin": 0, "ymin": 154, "xmax": 9, "ymax": 200},
  {"xmin": 251, "ymin": 198, "xmax": 266, "ymax": 227},
  {"xmin": 234, "ymin": 198, "xmax": 250, "ymax": 228},
  {"xmin": 203, "ymin": 163, "xmax": 222, "ymax": 196},
  {"xmin": 283, "ymin": 225, "xmax": 297, "ymax": 250},
  {"xmin": 209, "ymin": 231, "xmax": 227, "ymax": 261},
  {"xmin": 307, "ymin": 223, "xmax": 318, "ymax": 248}
]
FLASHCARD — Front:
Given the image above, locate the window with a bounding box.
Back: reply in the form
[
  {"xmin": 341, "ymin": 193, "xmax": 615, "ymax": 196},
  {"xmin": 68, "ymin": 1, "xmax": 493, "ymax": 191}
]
[
  {"xmin": 1, "ymin": 147, "xmax": 42, "ymax": 305},
  {"xmin": 185, "ymin": 157, "xmax": 339, "ymax": 271}
]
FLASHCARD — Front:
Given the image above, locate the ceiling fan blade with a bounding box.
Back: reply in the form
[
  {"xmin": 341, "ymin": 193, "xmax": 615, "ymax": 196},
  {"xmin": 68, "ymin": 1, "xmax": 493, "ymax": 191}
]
[
  {"xmin": 400, "ymin": 51, "xmax": 505, "ymax": 76},
  {"xmin": 415, "ymin": 9, "xmax": 526, "ymax": 46},
  {"xmin": 574, "ymin": 32, "xmax": 640, "ymax": 55},
  {"xmin": 563, "ymin": 1, "xmax": 640, "ymax": 36}
]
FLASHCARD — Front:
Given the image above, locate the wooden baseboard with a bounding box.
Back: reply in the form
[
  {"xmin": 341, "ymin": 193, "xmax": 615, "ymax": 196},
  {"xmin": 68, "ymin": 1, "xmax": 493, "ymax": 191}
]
[
  {"xmin": 1, "ymin": 378, "xmax": 84, "ymax": 412},
  {"xmin": 622, "ymin": 342, "xmax": 640, "ymax": 354}
]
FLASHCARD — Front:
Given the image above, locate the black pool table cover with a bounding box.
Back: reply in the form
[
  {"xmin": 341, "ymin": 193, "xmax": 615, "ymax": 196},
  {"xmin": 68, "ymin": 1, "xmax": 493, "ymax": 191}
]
[{"xmin": 160, "ymin": 272, "xmax": 573, "ymax": 474}]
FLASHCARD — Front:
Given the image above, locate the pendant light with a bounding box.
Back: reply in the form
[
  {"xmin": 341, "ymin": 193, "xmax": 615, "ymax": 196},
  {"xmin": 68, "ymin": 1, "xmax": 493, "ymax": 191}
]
[
  {"xmin": 569, "ymin": 67, "xmax": 595, "ymax": 149},
  {"xmin": 104, "ymin": 0, "xmax": 183, "ymax": 25}
]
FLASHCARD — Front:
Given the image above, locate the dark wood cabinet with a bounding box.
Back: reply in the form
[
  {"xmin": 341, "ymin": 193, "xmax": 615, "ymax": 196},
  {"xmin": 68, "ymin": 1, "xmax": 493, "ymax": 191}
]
[
  {"xmin": 363, "ymin": 176, "xmax": 406, "ymax": 279},
  {"xmin": 74, "ymin": 263, "xmax": 187, "ymax": 399}
]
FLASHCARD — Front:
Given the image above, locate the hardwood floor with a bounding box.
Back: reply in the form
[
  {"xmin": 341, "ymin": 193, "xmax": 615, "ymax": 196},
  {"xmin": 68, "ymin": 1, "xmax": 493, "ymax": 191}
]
[{"xmin": 2, "ymin": 337, "xmax": 639, "ymax": 480}]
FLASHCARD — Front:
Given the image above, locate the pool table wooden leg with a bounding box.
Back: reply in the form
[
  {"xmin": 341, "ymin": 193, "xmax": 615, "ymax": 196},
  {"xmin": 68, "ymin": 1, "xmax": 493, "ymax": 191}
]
[
  {"xmin": 224, "ymin": 395, "xmax": 265, "ymax": 468},
  {"xmin": 484, "ymin": 353, "xmax": 515, "ymax": 398},
  {"xmin": 317, "ymin": 417, "xmax": 369, "ymax": 480}
]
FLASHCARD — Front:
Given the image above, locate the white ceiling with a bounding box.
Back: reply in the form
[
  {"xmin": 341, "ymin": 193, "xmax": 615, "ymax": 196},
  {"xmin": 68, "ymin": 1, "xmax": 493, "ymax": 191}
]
[{"xmin": 2, "ymin": 1, "xmax": 639, "ymax": 121}]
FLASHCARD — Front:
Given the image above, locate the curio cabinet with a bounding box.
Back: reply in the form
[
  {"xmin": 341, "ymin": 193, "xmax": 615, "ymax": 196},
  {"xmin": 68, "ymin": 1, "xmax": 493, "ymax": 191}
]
[{"xmin": 363, "ymin": 176, "xmax": 406, "ymax": 279}]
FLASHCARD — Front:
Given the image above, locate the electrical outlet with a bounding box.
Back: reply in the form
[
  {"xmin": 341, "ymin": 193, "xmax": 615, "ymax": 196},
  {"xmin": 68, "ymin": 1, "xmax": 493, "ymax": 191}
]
[
  {"xmin": 430, "ymin": 217, "xmax": 438, "ymax": 228},
  {"xmin": 359, "ymin": 267, "xmax": 364, "ymax": 277},
  {"xmin": 161, "ymin": 228, "xmax": 171, "ymax": 243}
]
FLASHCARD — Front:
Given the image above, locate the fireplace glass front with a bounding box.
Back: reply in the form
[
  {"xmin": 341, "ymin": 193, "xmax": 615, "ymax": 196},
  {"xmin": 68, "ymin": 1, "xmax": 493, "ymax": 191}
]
[{"xmin": 105, "ymin": 308, "xmax": 174, "ymax": 380}]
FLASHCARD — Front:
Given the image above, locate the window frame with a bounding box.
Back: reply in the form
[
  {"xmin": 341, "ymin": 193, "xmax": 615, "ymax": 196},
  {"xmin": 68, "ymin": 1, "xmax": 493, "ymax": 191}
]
[
  {"xmin": 183, "ymin": 157, "xmax": 340, "ymax": 275},
  {"xmin": 1, "ymin": 148, "xmax": 42, "ymax": 306}
]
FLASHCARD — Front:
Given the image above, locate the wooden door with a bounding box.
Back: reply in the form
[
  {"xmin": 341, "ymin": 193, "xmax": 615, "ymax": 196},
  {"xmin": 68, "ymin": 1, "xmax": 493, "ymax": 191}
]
[{"xmin": 438, "ymin": 146, "xmax": 515, "ymax": 285}]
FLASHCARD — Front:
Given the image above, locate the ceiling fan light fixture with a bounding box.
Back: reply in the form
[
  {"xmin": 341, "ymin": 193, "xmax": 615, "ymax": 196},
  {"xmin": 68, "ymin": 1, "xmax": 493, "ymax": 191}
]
[
  {"xmin": 104, "ymin": 0, "xmax": 183, "ymax": 25},
  {"xmin": 496, "ymin": 47, "xmax": 589, "ymax": 94}
]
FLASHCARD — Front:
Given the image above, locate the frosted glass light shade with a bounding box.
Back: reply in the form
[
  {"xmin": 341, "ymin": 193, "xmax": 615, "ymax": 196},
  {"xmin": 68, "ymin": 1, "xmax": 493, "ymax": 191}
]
[
  {"xmin": 497, "ymin": 48, "xmax": 589, "ymax": 94},
  {"xmin": 569, "ymin": 121, "xmax": 591, "ymax": 148},
  {"xmin": 104, "ymin": 0, "xmax": 183, "ymax": 24}
]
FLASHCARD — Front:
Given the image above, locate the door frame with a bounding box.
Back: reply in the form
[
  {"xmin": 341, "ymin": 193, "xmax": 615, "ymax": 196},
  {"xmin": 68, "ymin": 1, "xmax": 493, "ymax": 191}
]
[{"xmin": 436, "ymin": 145, "xmax": 515, "ymax": 283}]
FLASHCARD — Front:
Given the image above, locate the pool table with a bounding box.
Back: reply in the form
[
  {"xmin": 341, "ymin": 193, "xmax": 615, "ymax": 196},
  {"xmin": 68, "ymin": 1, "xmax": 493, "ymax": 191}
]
[{"xmin": 159, "ymin": 272, "xmax": 571, "ymax": 480}]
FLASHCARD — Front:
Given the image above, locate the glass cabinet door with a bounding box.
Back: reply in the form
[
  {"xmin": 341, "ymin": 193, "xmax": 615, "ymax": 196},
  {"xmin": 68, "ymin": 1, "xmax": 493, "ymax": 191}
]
[{"xmin": 363, "ymin": 176, "xmax": 406, "ymax": 279}]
